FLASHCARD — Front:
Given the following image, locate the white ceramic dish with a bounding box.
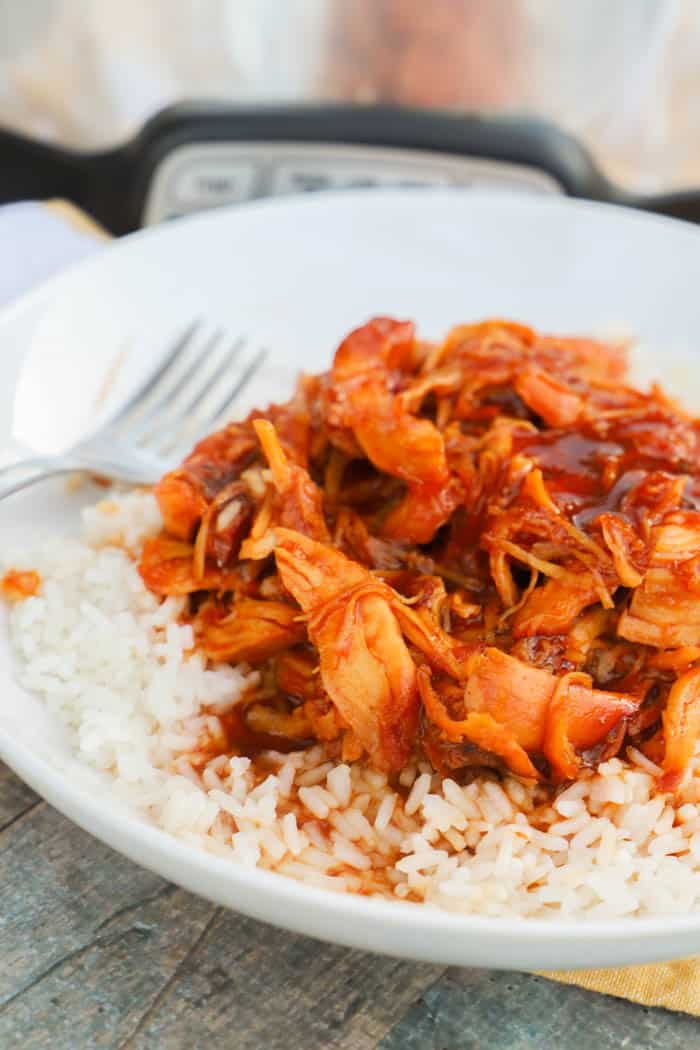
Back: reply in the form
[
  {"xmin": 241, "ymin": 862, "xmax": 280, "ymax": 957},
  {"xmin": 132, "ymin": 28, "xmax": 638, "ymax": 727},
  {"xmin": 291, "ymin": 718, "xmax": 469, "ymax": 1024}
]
[{"xmin": 3, "ymin": 189, "xmax": 700, "ymax": 970}]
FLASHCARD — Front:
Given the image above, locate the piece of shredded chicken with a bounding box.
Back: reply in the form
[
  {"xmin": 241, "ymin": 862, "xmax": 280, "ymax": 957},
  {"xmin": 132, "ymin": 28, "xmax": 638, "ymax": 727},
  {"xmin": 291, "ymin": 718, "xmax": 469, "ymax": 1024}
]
[{"xmin": 139, "ymin": 317, "xmax": 700, "ymax": 789}]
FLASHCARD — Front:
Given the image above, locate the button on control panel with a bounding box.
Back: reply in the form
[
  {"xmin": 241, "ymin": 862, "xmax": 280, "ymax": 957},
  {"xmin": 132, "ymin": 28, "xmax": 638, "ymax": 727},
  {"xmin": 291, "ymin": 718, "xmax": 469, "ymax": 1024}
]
[
  {"xmin": 268, "ymin": 163, "xmax": 448, "ymax": 197},
  {"xmin": 173, "ymin": 162, "xmax": 258, "ymax": 207}
]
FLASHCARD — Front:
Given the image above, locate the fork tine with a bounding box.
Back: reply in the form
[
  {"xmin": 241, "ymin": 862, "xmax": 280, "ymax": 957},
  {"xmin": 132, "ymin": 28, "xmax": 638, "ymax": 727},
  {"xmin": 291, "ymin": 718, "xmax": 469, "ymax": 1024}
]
[
  {"xmin": 106, "ymin": 318, "xmax": 202, "ymax": 428},
  {"xmin": 163, "ymin": 346, "xmax": 267, "ymax": 458},
  {"xmin": 140, "ymin": 333, "xmax": 247, "ymax": 453},
  {"xmin": 144, "ymin": 336, "xmax": 248, "ymax": 451},
  {"xmin": 202, "ymin": 347, "xmax": 268, "ymax": 427},
  {"xmin": 132, "ymin": 328, "xmax": 224, "ymax": 437},
  {"xmin": 143, "ymin": 335, "xmax": 248, "ymax": 451},
  {"xmin": 171, "ymin": 335, "xmax": 248, "ymax": 422}
]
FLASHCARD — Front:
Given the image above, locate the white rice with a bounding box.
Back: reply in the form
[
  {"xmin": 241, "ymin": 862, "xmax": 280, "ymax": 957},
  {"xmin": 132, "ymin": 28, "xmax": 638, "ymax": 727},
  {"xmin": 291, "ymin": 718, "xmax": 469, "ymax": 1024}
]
[{"xmin": 5, "ymin": 489, "xmax": 700, "ymax": 918}]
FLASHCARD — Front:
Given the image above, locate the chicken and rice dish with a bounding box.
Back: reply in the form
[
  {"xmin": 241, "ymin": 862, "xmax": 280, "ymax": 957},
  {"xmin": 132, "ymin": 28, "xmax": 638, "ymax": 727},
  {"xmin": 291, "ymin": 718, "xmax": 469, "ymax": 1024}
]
[{"xmin": 6, "ymin": 318, "xmax": 700, "ymax": 918}]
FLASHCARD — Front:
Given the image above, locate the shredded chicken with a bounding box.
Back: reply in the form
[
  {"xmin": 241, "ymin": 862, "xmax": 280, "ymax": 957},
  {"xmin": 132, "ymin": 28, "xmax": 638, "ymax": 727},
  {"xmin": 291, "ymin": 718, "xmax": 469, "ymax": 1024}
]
[{"xmin": 140, "ymin": 317, "xmax": 700, "ymax": 789}]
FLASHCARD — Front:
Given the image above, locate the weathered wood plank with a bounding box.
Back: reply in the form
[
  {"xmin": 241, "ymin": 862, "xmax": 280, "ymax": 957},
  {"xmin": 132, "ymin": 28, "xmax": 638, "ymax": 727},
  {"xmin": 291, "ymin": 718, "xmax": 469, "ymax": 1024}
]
[
  {"xmin": 125, "ymin": 909, "xmax": 444, "ymax": 1050},
  {"xmin": 379, "ymin": 969, "xmax": 700, "ymax": 1050},
  {"xmin": 0, "ymin": 761, "xmax": 40, "ymax": 830},
  {"xmin": 0, "ymin": 803, "xmax": 216, "ymax": 1050},
  {"xmin": 0, "ymin": 797, "xmax": 443, "ymax": 1050},
  {"xmin": 0, "ymin": 887, "xmax": 215, "ymax": 1050},
  {"xmin": 0, "ymin": 804, "xmax": 171, "ymax": 1004}
]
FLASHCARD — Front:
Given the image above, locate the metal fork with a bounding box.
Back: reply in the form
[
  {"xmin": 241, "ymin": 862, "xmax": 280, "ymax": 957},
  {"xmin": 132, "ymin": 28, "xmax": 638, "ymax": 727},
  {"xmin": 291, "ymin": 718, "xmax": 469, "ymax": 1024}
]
[{"xmin": 0, "ymin": 320, "xmax": 266, "ymax": 502}]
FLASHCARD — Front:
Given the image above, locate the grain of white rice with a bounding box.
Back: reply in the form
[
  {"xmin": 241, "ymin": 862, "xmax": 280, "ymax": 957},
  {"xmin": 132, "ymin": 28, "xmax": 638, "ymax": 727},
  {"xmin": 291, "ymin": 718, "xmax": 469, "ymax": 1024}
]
[
  {"xmin": 352, "ymin": 794, "xmax": 372, "ymax": 816},
  {"xmin": 626, "ymin": 746, "xmax": 663, "ymax": 777},
  {"xmin": 442, "ymin": 827, "xmax": 467, "ymax": 852},
  {"xmin": 549, "ymin": 814, "xmax": 592, "ymax": 837},
  {"xmin": 677, "ymin": 803, "xmax": 698, "ymax": 824},
  {"xmin": 281, "ymin": 812, "xmax": 306, "ymax": 856},
  {"xmin": 364, "ymin": 769, "xmax": 389, "ymax": 792},
  {"xmin": 302, "ymin": 821, "xmax": 329, "ymax": 852},
  {"xmin": 326, "ymin": 764, "xmax": 352, "ymax": 807},
  {"xmin": 297, "ymin": 762, "xmax": 336, "ymax": 788},
  {"xmin": 655, "ymin": 806, "xmax": 676, "ymax": 836},
  {"xmin": 405, "ymin": 773, "xmax": 432, "ymax": 815},
  {"xmin": 330, "ymin": 832, "xmax": 373, "ymax": 871},
  {"xmin": 398, "ymin": 763, "xmax": 417, "ymax": 788},
  {"xmin": 6, "ymin": 489, "xmax": 700, "ymax": 919},
  {"xmin": 482, "ymin": 781, "xmax": 514, "ymax": 821},
  {"xmin": 298, "ymin": 785, "xmax": 333, "ymax": 819},
  {"xmin": 553, "ymin": 797, "xmax": 586, "ymax": 818},
  {"xmin": 259, "ymin": 827, "xmax": 287, "ymax": 863},
  {"xmin": 374, "ymin": 792, "xmax": 397, "ymax": 831}
]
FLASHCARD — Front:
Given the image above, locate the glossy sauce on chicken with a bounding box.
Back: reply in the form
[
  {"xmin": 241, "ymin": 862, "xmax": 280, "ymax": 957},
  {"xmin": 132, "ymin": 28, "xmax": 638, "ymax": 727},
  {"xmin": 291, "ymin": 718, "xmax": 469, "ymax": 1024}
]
[{"xmin": 140, "ymin": 318, "xmax": 700, "ymax": 792}]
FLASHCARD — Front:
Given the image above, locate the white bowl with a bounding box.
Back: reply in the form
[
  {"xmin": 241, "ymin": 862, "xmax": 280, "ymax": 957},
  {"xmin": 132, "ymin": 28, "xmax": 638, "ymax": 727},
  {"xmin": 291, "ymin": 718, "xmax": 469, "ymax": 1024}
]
[{"xmin": 2, "ymin": 188, "xmax": 700, "ymax": 969}]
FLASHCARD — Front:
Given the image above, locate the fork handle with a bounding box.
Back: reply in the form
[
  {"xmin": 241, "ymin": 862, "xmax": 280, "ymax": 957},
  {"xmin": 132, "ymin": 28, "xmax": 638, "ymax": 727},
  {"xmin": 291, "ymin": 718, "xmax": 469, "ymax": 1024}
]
[
  {"xmin": 0, "ymin": 452, "xmax": 161, "ymax": 501},
  {"xmin": 0, "ymin": 459, "xmax": 79, "ymax": 503},
  {"xmin": 0, "ymin": 456, "xmax": 58, "ymax": 482}
]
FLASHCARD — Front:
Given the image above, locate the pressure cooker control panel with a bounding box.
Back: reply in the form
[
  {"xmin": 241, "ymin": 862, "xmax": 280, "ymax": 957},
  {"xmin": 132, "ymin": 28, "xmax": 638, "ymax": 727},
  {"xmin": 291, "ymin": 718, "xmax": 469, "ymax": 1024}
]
[
  {"xmin": 142, "ymin": 141, "xmax": 562, "ymax": 225},
  {"xmin": 1, "ymin": 104, "xmax": 635, "ymax": 234}
]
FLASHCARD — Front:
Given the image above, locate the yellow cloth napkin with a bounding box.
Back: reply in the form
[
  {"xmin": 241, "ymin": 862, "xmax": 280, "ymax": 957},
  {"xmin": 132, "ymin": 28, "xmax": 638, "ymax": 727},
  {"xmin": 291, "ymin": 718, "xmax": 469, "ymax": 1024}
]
[
  {"xmin": 45, "ymin": 197, "xmax": 700, "ymax": 1019},
  {"xmin": 542, "ymin": 959, "xmax": 700, "ymax": 1015}
]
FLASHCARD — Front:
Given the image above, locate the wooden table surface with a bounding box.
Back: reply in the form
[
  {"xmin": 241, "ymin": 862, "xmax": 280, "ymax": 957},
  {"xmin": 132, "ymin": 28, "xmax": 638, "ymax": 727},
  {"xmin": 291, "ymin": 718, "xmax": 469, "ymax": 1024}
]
[{"xmin": 1, "ymin": 761, "xmax": 697, "ymax": 1050}]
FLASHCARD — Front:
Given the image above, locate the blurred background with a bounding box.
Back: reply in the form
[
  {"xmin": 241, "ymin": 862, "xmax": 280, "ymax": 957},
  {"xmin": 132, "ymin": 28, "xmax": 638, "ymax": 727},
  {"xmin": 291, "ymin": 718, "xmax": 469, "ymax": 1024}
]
[{"xmin": 0, "ymin": 0, "xmax": 698, "ymax": 195}]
